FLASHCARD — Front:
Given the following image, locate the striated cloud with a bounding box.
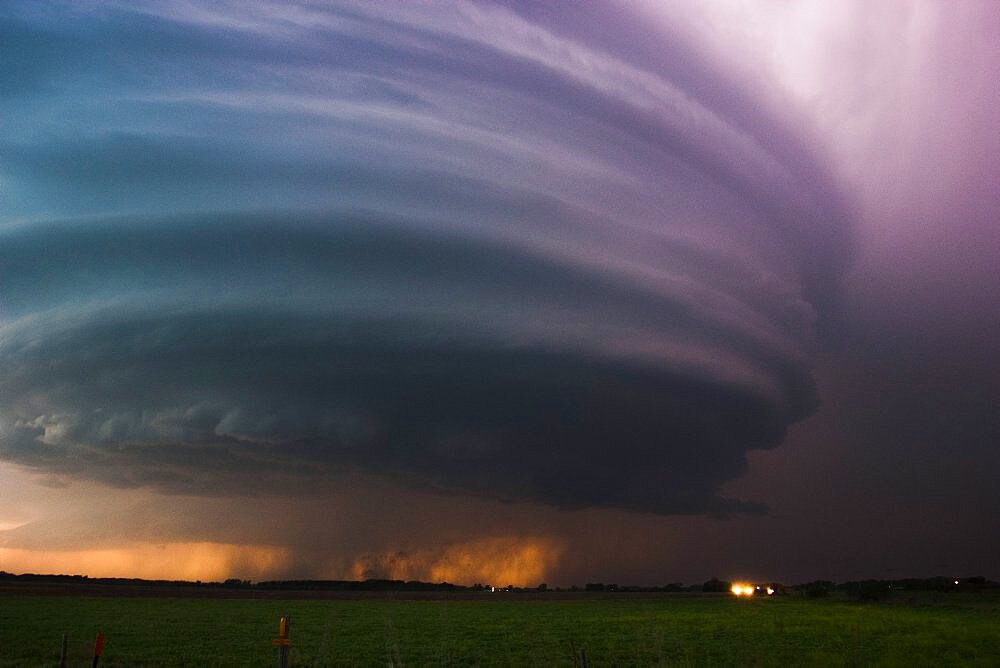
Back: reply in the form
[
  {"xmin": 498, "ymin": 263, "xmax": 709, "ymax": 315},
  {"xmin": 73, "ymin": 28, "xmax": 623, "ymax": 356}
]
[{"xmin": 0, "ymin": 1, "xmax": 854, "ymax": 515}]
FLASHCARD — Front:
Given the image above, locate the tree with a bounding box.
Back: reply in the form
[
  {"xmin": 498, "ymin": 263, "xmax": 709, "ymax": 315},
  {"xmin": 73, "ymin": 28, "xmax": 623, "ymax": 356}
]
[{"xmin": 702, "ymin": 577, "xmax": 731, "ymax": 593}]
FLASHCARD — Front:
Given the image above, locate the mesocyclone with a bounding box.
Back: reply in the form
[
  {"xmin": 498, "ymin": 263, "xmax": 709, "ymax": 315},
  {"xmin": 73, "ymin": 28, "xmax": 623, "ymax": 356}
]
[{"xmin": 0, "ymin": 1, "xmax": 852, "ymax": 514}]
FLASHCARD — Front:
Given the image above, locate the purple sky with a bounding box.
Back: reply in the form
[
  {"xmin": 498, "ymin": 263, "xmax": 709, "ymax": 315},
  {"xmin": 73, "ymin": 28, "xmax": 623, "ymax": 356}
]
[{"xmin": 1, "ymin": 1, "xmax": 997, "ymax": 585}]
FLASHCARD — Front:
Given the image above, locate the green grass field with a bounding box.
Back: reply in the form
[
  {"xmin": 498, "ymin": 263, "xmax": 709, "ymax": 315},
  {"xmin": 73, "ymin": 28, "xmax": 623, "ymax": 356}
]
[{"xmin": 1, "ymin": 592, "xmax": 998, "ymax": 666}]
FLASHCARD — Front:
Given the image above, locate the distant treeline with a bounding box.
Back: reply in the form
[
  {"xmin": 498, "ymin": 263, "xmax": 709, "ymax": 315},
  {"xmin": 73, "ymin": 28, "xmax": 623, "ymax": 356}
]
[
  {"xmin": 0, "ymin": 572, "xmax": 468, "ymax": 592},
  {"xmin": 0, "ymin": 572, "xmax": 220, "ymax": 588},
  {"xmin": 1, "ymin": 571, "xmax": 995, "ymax": 595},
  {"xmin": 255, "ymin": 579, "xmax": 465, "ymax": 591},
  {"xmin": 794, "ymin": 576, "xmax": 998, "ymax": 600}
]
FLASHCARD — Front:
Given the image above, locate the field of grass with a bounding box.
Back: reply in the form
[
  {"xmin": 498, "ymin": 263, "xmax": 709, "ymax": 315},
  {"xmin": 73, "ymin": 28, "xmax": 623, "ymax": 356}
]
[{"xmin": 1, "ymin": 591, "xmax": 998, "ymax": 666}]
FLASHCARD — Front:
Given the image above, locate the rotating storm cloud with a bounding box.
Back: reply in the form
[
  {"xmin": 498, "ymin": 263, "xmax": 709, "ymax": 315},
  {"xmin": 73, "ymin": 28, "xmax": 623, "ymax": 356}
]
[{"xmin": 1, "ymin": 1, "xmax": 854, "ymax": 515}]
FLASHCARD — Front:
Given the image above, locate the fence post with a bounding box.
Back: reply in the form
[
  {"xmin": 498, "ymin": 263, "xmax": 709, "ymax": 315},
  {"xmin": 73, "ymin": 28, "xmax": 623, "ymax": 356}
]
[
  {"xmin": 92, "ymin": 632, "xmax": 105, "ymax": 667},
  {"xmin": 273, "ymin": 615, "xmax": 291, "ymax": 668},
  {"xmin": 578, "ymin": 648, "xmax": 588, "ymax": 667},
  {"xmin": 59, "ymin": 634, "xmax": 67, "ymax": 668}
]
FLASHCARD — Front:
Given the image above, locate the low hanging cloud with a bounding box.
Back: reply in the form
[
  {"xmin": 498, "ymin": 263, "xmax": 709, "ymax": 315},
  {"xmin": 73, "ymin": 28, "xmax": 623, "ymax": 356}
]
[{"xmin": 0, "ymin": 1, "xmax": 853, "ymax": 515}]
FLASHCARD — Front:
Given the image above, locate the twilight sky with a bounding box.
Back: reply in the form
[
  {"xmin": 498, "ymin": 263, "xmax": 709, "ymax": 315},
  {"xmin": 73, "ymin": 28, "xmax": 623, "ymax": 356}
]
[{"xmin": 1, "ymin": 0, "xmax": 997, "ymax": 586}]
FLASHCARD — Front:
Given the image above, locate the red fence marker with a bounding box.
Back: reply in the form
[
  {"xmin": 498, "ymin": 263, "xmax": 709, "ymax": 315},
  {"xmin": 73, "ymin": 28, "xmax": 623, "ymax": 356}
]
[{"xmin": 92, "ymin": 632, "xmax": 105, "ymax": 667}]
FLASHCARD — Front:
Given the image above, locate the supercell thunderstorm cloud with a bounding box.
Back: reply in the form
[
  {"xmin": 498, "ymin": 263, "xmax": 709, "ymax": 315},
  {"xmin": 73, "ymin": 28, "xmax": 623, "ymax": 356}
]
[
  {"xmin": 0, "ymin": 1, "xmax": 852, "ymax": 515},
  {"xmin": 2, "ymin": 1, "xmax": 999, "ymax": 585}
]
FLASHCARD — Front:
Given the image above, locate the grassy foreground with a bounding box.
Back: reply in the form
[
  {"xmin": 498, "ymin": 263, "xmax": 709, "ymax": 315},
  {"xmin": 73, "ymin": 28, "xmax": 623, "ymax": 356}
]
[{"xmin": 1, "ymin": 592, "xmax": 998, "ymax": 666}]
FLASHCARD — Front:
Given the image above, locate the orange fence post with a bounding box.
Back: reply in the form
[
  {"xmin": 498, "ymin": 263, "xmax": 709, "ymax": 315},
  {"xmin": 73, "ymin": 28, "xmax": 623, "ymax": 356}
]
[{"xmin": 272, "ymin": 615, "xmax": 291, "ymax": 668}]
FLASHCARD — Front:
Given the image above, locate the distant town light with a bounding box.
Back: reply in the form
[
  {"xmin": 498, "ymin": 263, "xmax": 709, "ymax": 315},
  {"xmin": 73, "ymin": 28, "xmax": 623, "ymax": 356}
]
[{"xmin": 731, "ymin": 582, "xmax": 779, "ymax": 596}]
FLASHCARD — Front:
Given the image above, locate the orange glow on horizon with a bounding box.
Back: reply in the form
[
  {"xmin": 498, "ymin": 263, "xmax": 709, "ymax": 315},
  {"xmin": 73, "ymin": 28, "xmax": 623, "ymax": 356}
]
[
  {"xmin": 0, "ymin": 542, "xmax": 291, "ymax": 581},
  {"xmin": 349, "ymin": 536, "xmax": 564, "ymax": 587}
]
